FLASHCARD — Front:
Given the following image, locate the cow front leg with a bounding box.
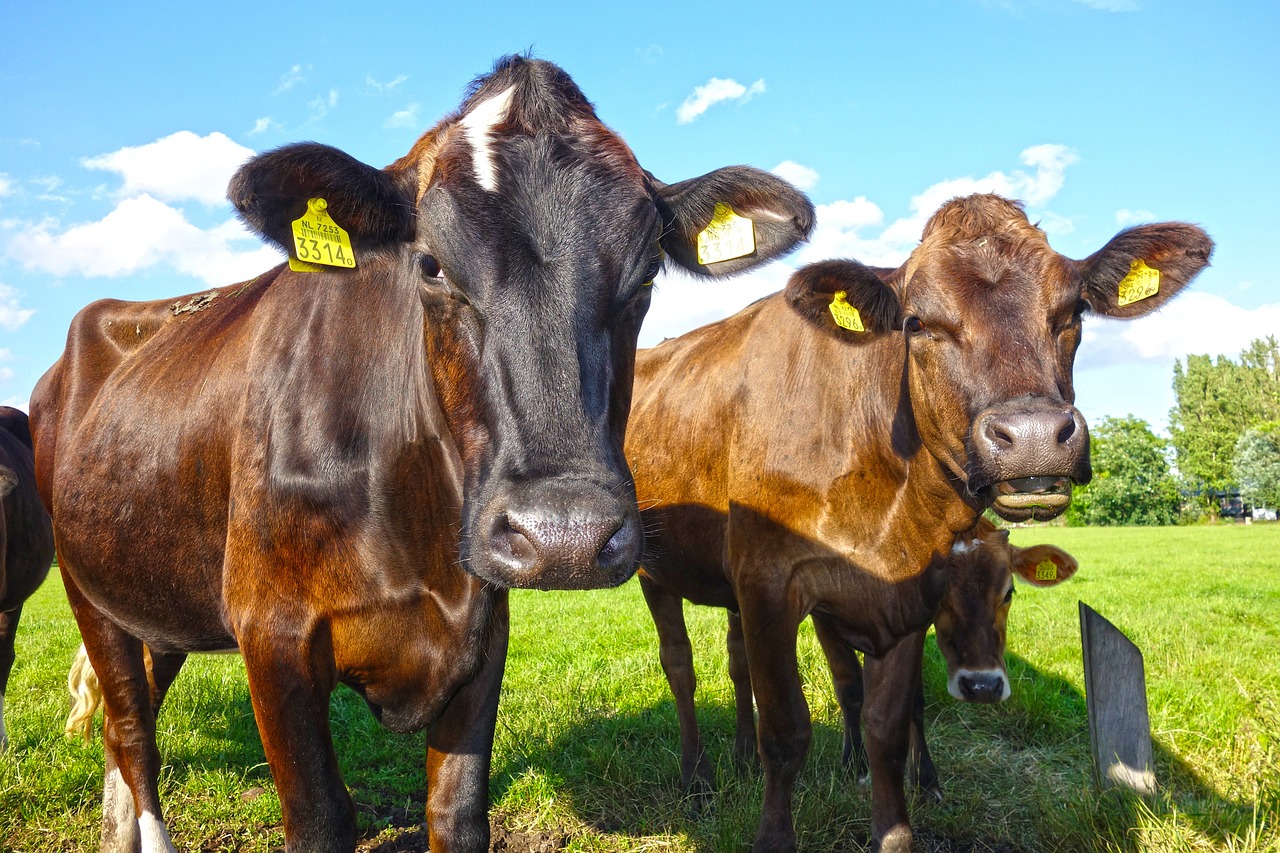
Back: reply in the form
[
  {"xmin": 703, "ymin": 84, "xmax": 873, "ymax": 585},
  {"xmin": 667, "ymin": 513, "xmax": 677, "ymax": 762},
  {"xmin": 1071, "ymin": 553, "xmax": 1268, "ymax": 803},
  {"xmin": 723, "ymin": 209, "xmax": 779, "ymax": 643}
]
[
  {"xmin": 61, "ymin": 570, "xmax": 176, "ymax": 853},
  {"xmin": 812, "ymin": 614, "xmax": 867, "ymax": 782},
  {"xmin": 240, "ymin": 628, "xmax": 353, "ymax": 853},
  {"xmin": 0, "ymin": 605, "xmax": 19, "ymax": 750},
  {"xmin": 863, "ymin": 629, "xmax": 925, "ymax": 853},
  {"xmin": 726, "ymin": 610, "xmax": 757, "ymax": 769},
  {"xmin": 640, "ymin": 573, "xmax": 715, "ymax": 806},
  {"xmin": 424, "ymin": 591, "xmax": 509, "ymax": 853},
  {"xmin": 739, "ymin": 598, "xmax": 808, "ymax": 853},
  {"xmin": 907, "ymin": 673, "xmax": 943, "ymax": 803}
]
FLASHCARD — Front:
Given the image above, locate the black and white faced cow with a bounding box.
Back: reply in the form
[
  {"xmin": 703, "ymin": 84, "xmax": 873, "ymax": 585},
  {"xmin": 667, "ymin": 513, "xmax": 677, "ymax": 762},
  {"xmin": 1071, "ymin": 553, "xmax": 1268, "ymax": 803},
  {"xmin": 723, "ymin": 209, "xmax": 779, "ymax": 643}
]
[{"xmin": 34, "ymin": 55, "xmax": 813, "ymax": 853}]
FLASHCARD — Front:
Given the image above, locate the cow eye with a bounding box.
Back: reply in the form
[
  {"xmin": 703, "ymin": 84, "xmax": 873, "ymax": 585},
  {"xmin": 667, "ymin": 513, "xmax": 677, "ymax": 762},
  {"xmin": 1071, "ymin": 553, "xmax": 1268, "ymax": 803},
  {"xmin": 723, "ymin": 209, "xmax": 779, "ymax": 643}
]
[
  {"xmin": 419, "ymin": 254, "xmax": 444, "ymax": 280},
  {"xmin": 1003, "ymin": 586, "xmax": 1016, "ymax": 605},
  {"xmin": 643, "ymin": 257, "xmax": 663, "ymax": 285},
  {"xmin": 905, "ymin": 316, "xmax": 925, "ymax": 334}
]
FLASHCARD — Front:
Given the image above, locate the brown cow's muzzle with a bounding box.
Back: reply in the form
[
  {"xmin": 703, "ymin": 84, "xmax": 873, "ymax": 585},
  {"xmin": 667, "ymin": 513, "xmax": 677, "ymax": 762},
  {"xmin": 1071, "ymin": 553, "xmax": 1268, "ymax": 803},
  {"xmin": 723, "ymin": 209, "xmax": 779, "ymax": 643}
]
[
  {"xmin": 970, "ymin": 402, "xmax": 1091, "ymax": 522},
  {"xmin": 468, "ymin": 478, "xmax": 642, "ymax": 590}
]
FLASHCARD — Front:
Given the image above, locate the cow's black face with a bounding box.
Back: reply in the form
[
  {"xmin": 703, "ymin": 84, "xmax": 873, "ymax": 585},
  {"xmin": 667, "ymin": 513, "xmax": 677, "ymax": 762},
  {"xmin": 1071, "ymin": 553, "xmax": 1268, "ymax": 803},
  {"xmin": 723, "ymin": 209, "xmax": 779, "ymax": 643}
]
[{"xmin": 414, "ymin": 127, "xmax": 661, "ymax": 590}]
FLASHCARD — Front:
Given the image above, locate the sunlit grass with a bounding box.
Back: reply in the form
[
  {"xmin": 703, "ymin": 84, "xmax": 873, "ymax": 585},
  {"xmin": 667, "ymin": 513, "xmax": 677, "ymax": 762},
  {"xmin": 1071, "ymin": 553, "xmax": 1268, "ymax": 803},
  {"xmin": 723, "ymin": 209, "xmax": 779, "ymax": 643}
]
[{"xmin": 1, "ymin": 524, "xmax": 1277, "ymax": 851}]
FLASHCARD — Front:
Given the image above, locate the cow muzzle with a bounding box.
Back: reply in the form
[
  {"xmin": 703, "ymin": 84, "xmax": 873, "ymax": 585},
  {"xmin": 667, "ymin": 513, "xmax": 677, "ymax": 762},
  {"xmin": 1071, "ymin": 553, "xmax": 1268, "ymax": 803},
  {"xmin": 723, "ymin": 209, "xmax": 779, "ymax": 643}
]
[
  {"xmin": 469, "ymin": 478, "xmax": 642, "ymax": 590},
  {"xmin": 971, "ymin": 403, "xmax": 1091, "ymax": 522}
]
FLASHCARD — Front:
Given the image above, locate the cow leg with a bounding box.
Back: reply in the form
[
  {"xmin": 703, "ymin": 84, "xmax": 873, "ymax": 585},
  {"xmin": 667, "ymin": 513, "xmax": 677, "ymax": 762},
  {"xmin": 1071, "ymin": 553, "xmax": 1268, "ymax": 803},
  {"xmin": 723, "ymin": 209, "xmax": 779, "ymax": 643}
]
[
  {"xmin": 640, "ymin": 573, "xmax": 715, "ymax": 806},
  {"xmin": 424, "ymin": 590, "xmax": 508, "ymax": 853},
  {"xmin": 239, "ymin": 628, "xmax": 353, "ymax": 853},
  {"xmin": 907, "ymin": 673, "xmax": 943, "ymax": 803},
  {"xmin": 726, "ymin": 610, "xmax": 757, "ymax": 769},
  {"xmin": 739, "ymin": 597, "xmax": 808, "ymax": 853},
  {"xmin": 62, "ymin": 573, "xmax": 177, "ymax": 853},
  {"xmin": 812, "ymin": 615, "xmax": 867, "ymax": 783},
  {"xmin": 862, "ymin": 629, "xmax": 926, "ymax": 853},
  {"xmin": 0, "ymin": 605, "xmax": 19, "ymax": 750}
]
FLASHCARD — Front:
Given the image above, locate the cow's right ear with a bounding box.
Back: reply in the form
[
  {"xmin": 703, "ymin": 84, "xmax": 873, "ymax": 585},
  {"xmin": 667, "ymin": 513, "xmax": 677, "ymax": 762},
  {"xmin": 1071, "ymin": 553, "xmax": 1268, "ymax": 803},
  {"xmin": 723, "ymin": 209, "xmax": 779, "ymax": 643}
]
[
  {"xmin": 652, "ymin": 167, "xmax": 815, "ymax": 277},
  {"xmin": 783, "ymin": 260, "xmax": 901, "ymax": 341},
  {"xmin": 229, "ymin": 142, "xmax": 418, "ymax": 253}
]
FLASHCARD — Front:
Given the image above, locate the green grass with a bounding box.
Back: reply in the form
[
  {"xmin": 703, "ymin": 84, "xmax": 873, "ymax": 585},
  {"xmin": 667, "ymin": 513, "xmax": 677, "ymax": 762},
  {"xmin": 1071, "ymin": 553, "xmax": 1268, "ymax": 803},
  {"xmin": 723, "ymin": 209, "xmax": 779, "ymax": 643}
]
[{"xmin": 1, "ymin": 525, "xmax": 1277, "ymax": 851}]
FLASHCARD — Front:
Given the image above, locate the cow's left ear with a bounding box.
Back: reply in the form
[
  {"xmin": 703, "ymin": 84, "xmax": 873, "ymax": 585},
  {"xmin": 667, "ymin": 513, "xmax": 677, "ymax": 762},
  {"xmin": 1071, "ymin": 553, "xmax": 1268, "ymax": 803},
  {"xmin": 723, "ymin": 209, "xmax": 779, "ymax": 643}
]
[
  {"xmin": 229, "ymin": 142, "xmax": 418, "ymax": 253},
  {"xmin": 653, "ymin": 167, "xmax": 814, "ymax": 277},
  {"xmin": 783, "ymin": 260, "xmax": 902, "ymax": 341},
  {"xmin": 1010, "ymin": 544, "xmax": 1077, "ymax": 587},
  {"xmin": 1074, "ymin": 223, "xmax": 1213, "ymax": 319}
]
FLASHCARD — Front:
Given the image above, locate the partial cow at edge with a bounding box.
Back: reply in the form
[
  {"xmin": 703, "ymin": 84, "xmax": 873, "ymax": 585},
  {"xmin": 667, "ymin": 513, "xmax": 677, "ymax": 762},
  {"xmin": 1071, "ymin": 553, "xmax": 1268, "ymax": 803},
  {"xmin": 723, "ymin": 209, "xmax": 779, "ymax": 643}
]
[
  {"xmin": 0, "ymin": 406, "xmax": 56, "ymax": 751},
  {"xmin": 31, "ymin": 55, "xmax": 813, "ymax": 853},
  {"xmin": 627, "ymin": 193, "xmax": 1210, "ymax": 852}
]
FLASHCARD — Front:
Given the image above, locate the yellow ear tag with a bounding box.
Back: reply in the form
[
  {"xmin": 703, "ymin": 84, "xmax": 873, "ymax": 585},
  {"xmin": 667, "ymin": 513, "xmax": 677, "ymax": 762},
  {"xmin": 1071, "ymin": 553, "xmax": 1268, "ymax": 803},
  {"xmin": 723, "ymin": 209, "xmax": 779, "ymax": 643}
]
[
  {"xmin": 828, "ymin": 290, "xmax": 865, "ymax": 332},
  {"xmin": 290, "ymin": 197, "xmax": 357, "ymax": 270},
  {"xmin": 1117, "ymin": 258, "xmax": 1160, "ymax": 306},
  {"xmin": 288, "ymin": 258, "xmax": 328, "ymax": 273},
  {"xmin": 696, "ymin": 202, "xmax": 756, "ymax": 265},
  {"xmin": 1035, "ymin": 559, "xmax": 1057, "ymax": 582}
]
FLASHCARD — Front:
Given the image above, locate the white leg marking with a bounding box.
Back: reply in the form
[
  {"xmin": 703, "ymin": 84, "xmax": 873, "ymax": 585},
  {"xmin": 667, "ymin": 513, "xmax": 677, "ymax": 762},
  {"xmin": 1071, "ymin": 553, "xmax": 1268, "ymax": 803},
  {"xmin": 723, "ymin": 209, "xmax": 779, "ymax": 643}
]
[
  {"xmin": 0, "ymin": 691, "xmax": 8, "ymax": 750},
  {"xmin": 102, "ymin": 765, "xmax": 140, "ymax": 852},
  {"xmin": 459, "ymin": 85, "xmax": 515, "ymax": 192},
  {"xmin": 139, "ymin": 811, "xmax": 178, "ymax": 853}
]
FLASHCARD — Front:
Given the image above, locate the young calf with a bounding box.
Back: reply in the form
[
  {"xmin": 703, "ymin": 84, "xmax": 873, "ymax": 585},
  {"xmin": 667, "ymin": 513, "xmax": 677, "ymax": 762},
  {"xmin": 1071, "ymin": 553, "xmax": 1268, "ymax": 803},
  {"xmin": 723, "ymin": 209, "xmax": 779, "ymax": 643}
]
[
  {"xmin": 627, "ymin": 193, "xmax": 1210, "ymax": 852},
  {"xmin": 717, "ymin": 518, "xmax": 1077, "ymax": 804}
]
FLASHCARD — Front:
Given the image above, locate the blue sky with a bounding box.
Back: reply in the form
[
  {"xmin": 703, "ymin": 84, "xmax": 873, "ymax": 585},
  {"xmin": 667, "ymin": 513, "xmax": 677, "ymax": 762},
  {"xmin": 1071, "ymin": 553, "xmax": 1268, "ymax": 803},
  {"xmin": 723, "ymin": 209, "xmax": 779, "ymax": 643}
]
[{"xmin": 1, "ymin": 0, "xmax": 1276, "ymax": 434}]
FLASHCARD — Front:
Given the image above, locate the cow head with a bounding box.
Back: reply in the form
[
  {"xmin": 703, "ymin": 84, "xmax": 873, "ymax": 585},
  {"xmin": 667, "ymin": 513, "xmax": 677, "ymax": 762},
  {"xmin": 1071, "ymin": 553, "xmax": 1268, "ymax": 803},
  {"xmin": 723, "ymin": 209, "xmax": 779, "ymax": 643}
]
[
  {"xmin": 785, "ymin": 193, "xmax": 1211, "ymax": 521},
  {"xmin": 230, "ymin": 56, "xmax": 814, "ymax": 590},
  {"xmin": 931, "ymin": 519, "xmax": 1076, "ymax": 703}
]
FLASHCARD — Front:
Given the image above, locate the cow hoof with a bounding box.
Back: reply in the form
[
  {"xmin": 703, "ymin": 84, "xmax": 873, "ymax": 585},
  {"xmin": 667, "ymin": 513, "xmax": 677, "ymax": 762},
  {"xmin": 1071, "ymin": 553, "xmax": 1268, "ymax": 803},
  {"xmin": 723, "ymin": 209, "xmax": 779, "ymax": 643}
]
[{"xmin": 874, "ymin": 824, "xmax": 913, "ymax": 853}]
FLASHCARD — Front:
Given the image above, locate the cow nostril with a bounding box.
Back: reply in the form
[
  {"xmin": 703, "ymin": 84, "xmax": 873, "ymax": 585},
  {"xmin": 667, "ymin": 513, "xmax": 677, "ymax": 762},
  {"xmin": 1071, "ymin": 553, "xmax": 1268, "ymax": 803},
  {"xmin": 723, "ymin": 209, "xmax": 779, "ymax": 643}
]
[
  {"xmin": 493, "ymin": 513, "xmax": 537, "ymax": 565},
  {"xmin": 1057, "ymin": 418, "xmax": 1076, "ymax": 444},
  {"xmin": 991, "ymin": 426, "xmax": 1014, "ymax": 447}
]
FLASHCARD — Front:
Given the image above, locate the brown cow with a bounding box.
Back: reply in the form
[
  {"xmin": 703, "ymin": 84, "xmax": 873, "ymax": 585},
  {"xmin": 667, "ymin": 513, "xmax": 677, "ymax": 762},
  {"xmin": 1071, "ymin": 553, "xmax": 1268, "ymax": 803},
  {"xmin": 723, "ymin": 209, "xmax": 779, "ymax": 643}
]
[
  {"xmin": 721, "ymin": 518, "xmax": 1078, "ymax": 804},
  {"xmin": 32, "ymin": 56, "xmax": 813, "ymax": 853},
  {"xmin": 626, "ymin": 193, "xmax": 1210, "ymax": 852},
  {"xmin": 0, "ymin": 406, "xmax": 56, "ymax": 751}
]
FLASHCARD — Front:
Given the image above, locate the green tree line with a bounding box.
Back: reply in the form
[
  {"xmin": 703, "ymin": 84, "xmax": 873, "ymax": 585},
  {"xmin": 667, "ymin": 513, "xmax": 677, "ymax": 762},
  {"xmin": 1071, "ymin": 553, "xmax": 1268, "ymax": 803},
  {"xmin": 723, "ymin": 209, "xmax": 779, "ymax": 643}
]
[{"xmin": 1066, "ymin": 336, "xmax": 1280, "ymax": 526}]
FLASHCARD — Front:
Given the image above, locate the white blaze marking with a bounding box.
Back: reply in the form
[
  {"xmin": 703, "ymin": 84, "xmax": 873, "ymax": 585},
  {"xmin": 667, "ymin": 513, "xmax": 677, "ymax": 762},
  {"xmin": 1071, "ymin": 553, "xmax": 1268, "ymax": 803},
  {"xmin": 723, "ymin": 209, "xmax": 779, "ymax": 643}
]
[
  {"xmin": 459, "ymin": 85, "xmax": 515, "ymax": 192},
  {"xmin": 139, "ymin": 811, "xmax": 178, "ymax": 853}
]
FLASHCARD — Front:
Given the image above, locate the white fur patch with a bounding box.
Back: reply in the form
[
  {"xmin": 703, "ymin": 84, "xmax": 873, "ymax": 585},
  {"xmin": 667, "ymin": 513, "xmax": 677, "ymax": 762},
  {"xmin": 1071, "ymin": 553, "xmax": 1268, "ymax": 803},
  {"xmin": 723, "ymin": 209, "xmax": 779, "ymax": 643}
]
[
  {"xmin": 139, "ymin": 811, "xmax": 178, "ymax": 853},
  {"xmin": 950, "ymin": 538, "xmax": 974, "ymax": 556},
  {"xmin": 948, "ymin": 667, "xmax": 1011, "ymax": 702},
  {"xmin": 103, "ymin": 765, "xmax": 139, "ymax": 851},
  {"xmin": 459, "ymin": 86, "xmax": 515, "ymax": 192}
]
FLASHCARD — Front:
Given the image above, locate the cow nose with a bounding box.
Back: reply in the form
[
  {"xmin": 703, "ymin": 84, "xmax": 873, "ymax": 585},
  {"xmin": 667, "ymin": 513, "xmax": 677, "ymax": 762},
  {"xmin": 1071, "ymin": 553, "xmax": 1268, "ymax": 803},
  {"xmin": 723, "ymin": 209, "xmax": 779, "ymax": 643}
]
[
  {"xmin": 978, "ymin": 406, "xmax": 1082, "ymax": 457},
  {"xmin": 484, "ymin": 481, "xmax": 642, "ymax": 590},
  {"xmin": 956, "ymin": 670, "xmax": 1008, "ymax": 704}
]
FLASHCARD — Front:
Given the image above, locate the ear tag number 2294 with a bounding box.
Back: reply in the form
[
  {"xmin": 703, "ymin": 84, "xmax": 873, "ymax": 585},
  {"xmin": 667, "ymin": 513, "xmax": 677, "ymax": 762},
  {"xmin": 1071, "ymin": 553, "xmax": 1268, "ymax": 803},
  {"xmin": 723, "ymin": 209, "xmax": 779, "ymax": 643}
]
[{"xmin": 290, "ymin": 198, "xmax": 357, "ymax": 271}]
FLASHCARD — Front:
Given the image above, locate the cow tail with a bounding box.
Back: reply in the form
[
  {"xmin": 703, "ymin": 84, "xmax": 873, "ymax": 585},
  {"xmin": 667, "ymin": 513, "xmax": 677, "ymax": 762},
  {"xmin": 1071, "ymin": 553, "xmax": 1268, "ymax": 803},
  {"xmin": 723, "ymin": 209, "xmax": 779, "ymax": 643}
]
[{"xmin": 65, "ymin": 643, "xmax": 102, "ymax": 743}]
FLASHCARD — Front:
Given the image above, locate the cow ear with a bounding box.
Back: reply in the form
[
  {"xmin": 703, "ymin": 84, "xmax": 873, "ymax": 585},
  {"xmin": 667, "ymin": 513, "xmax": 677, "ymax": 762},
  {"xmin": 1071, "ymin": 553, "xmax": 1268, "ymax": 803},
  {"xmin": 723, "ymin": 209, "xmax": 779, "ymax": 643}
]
[
  {"xmin": 1010, "ymin": 544, "xmax": 1077, "ymax": 587},
  {"xmin": 229, "ymin": 142, "xmax": 417, "ymax": 253},
  {"xmin": 1075, "ymin": 223, "xmax": 1213, "ymax": 319},
  {"xmin": 783, "ymin": 260, "xmax": 901, "ymax": 341},
  {"xmin": 653, "ymin": 166, "xmax": 814, "ymax": 277}
]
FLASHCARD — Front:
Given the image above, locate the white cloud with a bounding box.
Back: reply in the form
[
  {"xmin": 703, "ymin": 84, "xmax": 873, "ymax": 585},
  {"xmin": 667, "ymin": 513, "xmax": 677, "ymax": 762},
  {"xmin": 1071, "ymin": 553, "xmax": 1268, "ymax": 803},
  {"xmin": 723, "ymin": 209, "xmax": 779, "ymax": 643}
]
[
  {"xmin": 309, "ymin": 89, "xmax": 339, "ymax": 121},
  {"xmin": 1073, "ymin": 0, "xmax": 1139, "ymax": 10},
  {"xmin": 0, "ymin": 174, "xmax": 11, "ymax": 197},
  {"xmin": 82, "ymin": 131, "xmax": 255, "ymax": 206},
  {"xmin": 366, "ymin": 73, "xmax": 408, "ymax": 93},
  {"xmin": 772, "ymin": 161, "xmax": 819, "ymax": 191},
  {"xmin": 274, "ymin": 64, "xmax": 309, "ymax": 94},
  {"xmin": 6, "ymin": 194, "xmax": 281, "ymax": 286},
  {"xmin": 248, "ymin": 116, "xmax": 281, "ymax": 136},
  {"xmin": 384, "ymin": 104, "xmax": 420, "ymax": 130},
  {"xmin": 0, "ymin": 284, "xmax": 35, "ymax": 331},
  {"xmin": 1116, "ymin": 208, "xmax": 1155, "ymax": 226},
  {"xmin": 677, "ymin": 77, "xmax": 766, "ymax": 124},
  {"xmin": 1078, "ymin": 291, "xmax": 1280, "ymax": 370}
]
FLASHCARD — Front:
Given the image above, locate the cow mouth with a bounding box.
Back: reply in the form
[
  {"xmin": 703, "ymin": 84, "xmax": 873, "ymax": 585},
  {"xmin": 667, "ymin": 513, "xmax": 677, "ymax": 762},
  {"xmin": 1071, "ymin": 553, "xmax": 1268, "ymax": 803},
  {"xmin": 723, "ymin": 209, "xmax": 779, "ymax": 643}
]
[{"xmin": 986, "ymin": 476, "xmax": 1073, "ymax": 522}]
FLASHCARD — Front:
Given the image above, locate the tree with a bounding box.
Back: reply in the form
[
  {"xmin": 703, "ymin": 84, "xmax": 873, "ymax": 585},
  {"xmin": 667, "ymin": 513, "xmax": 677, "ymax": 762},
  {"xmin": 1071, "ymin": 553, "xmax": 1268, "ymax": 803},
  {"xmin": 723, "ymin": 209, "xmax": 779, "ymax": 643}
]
[
  {"xmin": 1067, "ymin": 415, "xmax": 1181, "ymax": 526},
  {"xmin": 1169, "ymin": 336, "xmax": 1280, "ymax": 497},
  {"xmin": 1233, "ymin": 424, "xmax": 1280, "ymax": 510}
]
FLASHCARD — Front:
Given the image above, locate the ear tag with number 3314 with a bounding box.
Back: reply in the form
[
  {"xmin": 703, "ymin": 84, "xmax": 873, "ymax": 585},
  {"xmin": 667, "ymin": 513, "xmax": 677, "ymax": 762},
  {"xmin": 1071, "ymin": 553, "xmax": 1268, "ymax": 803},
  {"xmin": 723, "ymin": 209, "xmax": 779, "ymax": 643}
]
[{"xmin": 290, "ymin": 198, "xmax": 357, "ymax": 272}]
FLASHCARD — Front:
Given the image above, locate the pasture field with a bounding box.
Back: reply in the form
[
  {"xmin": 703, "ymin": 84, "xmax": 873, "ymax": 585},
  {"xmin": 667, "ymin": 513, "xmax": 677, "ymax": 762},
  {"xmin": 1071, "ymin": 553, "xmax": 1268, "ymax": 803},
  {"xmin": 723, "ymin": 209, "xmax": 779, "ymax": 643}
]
[{"xmin": 1, "ymin": 524, "xmax": 1277, "ymax": 851}]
